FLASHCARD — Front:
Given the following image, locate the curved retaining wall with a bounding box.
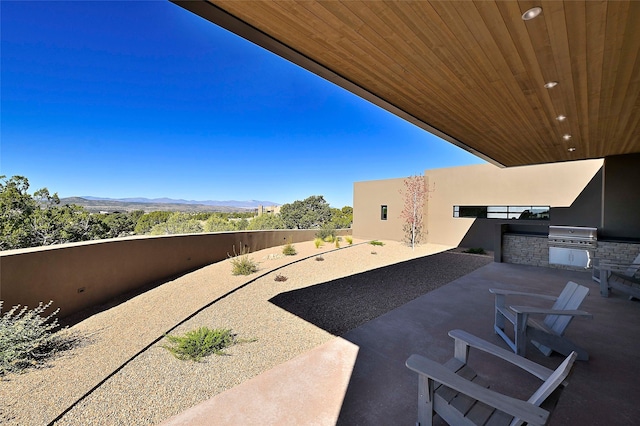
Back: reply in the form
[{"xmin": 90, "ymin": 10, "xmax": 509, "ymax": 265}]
[{"xmin": 0, "ymin": 229, "xmax": 350, "ymax": 319}]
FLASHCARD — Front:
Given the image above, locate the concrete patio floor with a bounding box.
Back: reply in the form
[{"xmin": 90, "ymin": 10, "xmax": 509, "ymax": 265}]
[{"xmin": 162, "ymin": 261, "xmax": 640, "ymax": 425}]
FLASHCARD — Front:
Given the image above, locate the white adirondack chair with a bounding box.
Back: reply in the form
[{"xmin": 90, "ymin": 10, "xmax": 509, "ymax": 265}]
[
  {"xmin": 593, "ymin": 252, "xmax": 640, "ymax": 300},
  {"xmin": 490, "ymin": 281, "xmax": 592, "ymax": 361},
  {"xmin": 406, "ymin": 330, "xmax": 578, "ymax": 426}
]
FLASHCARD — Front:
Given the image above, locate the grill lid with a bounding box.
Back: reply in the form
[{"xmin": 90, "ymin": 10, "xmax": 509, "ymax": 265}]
[{"xmin": 548, "ymin": 225, "xmax": 597, "ymax": 241}]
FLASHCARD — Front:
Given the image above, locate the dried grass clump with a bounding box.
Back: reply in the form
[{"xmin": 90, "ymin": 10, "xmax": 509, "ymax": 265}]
[
  {"xmin": 282, "ymin": 242, "xmax": 297, "ymax": 256},
  {"xmin": 229, "ymin": 245, "xmax": 258, "ymax": 275}
]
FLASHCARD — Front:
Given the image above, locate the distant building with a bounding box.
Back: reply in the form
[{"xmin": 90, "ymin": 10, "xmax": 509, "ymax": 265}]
[{"xmin": 257, "ymin": 205, "xmax": 281, "ymax": 216}]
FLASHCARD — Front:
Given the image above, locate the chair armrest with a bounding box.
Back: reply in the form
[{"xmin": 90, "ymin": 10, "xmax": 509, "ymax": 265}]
[
  {"xmin": 406, "ymin": 354, "xmax": 549, "ymax": 425},
  {"xmin": 489, "ymin": 288, "xmax": 558, "ymax": 301},
  {"xmin": 598, "ymin": 260, "xmax": 640, "ymax": 268},
  {"xmin": 510, "ymin": 306, "xmax": 593, "ymax": 318},
  {"xmin": 610, "ymin": 271, "xmax": 640, "ymax": 285},
  {"xmin": 448, "ymin": 330, "xmax": 554, "ymax": 381},
  {"xmin": 599, "ymin": 262, "xmax": 640, "ymax": 274}
]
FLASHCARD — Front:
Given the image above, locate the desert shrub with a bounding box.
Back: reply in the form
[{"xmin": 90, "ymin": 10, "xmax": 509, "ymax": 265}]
[
  {"xmin": 274, "ymin": 274, "xmax": 288, "ymax": 282},
  {"xmin": 229, "ymin": 246, "xmax": 258, "ymax": 275},
  {"xmin": 0, "ymin": 301, "xmax": 74, "ymax": 375},
  {"xmin": 282, "ymin": 242, "xmax": 297, "ymax": 256},
  {"xmin": 315, "ymin": 225, "xmax": 336, "ymax": 241},
  {"xmin": 315, "ymin": 256, "xmax": 324, "ymax": 261},
  {"xmin": 314, "ymin": 237, "xmax": 324, "ymax": 248},
  {"xmin": 230, "ymin": 255, "xmax": 258, "ymax": 275},
  {"xmin": 345, "ymin": 236, "xmax": 353, "ymax": 245},
  {"xmin": 370, "ymin": 240, "xmax": 384, "ymax": 246},
  {"xmin": 463, "ymin": 247, "xmax": 487, "ymax": 255},
  {"xmin": 163, "ymin": 327, "xmax": 236, "ymax": 361}
]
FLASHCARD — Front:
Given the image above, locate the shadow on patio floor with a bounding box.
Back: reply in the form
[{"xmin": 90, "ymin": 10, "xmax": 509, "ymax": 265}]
[{"xmin": 269, "ymin": 251, "xmax": 492, "ymax": 336}]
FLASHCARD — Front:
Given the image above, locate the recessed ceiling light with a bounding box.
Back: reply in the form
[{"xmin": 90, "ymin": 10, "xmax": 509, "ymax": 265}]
[
  {"xmin": 522, "ymin": 7, "xmax": 542, "ymax": 20},
  {"xmin": 563, "ymin": 134, "xmax": 572, "ymax": 141},
  {"xmin": 568, "ymin": 147, "xmax": 576, "ymax": 152},
  {"xmin": 556, "ymin": 115, "xmax": 567, "ymax": 121},
  {"xmin": 544, "ymin": 81, "xmax": 558, "ymax": 89}
]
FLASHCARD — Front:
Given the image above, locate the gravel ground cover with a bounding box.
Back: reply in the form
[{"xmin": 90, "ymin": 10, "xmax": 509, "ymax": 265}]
[{"xmin": 0, "ymin": 239, "xmax": 491, "ymax": 425}]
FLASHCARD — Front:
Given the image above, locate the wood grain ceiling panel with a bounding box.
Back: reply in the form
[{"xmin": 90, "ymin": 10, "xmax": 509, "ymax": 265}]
[
  {"xmin": 563, "ymin": 1, "xmax": 589, "ymax": 156},
  {"xmin": 606, "ymin": 2, "xmax": 640, "ymax": 154},
  {"xmin": 175, "ymin": 0, "xmax": 640, "ymax": 167}
]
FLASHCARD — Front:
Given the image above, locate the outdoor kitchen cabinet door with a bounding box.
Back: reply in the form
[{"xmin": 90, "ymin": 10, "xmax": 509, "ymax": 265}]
[{"xmin": 549, "ymin": 247, "xmax": 591, "ymax": 268}]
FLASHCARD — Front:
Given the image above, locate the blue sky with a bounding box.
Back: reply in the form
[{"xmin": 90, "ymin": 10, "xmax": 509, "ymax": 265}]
[{"xmin": 1, "ymin": 1, "xmax": 484, "ymax": 208}]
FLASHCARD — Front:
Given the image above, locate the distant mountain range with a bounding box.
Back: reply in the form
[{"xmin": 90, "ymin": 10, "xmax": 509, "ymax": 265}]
[
  {"xmin": 79, "ymin": 196, "xmax": 279, "ymax": 208},
  {"xmin": 60, "ymin": 196, "xmax": 280, "ymax": 214}
]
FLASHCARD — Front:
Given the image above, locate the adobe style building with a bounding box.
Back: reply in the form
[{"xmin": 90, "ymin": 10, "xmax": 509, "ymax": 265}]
[
  {"xmin": 354, "ymin": 155, "xmax": 640, "ymax": 269},
  {"xmin": 354, "ymin": 159, "xmax": 599, "ymax": 246},
  {"xmin": 257, "ymin": 205, "xmax": 281, "ymax": 216}
]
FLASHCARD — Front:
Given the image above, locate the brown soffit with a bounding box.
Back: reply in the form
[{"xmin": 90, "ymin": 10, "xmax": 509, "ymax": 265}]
[{"xmin": 172, "ymin": 1, "xmax": 640, "ymax": 168}]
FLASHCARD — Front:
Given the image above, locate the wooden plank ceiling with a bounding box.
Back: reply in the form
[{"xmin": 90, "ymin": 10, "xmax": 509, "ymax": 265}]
[{"xmin": 174, "ymin": 0, "xmax": 640, "ymax": 167}]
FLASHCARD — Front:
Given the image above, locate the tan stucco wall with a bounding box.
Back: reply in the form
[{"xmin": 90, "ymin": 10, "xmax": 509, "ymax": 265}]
[
  {"xmin": 0, "ymin": 229, "xmax": 350, "ymax": 319},
  {"xmin": 353, "ymin": 159, "xmax": 603, "ymax": 247},
  {"xmin": 426, "ymin": 160, "xmax": 603, "ymax": 247},
  {"xmin": 353, "ymin": 177, "xmax": 408, "ymax": 241}
]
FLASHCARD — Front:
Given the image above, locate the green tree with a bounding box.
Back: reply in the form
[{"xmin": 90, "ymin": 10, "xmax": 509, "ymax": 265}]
[
  {"xmin": 32, "ymin": 203, "xmax": 96, "ymax": 245},
  {"xmin": 149, "ymin": 212, "xmax": 203, "ymax": 235},
  {"xmin": 233, "ymin": 218, "xmax": 249, "ymax": 230},
  {"xmin": 130, "ymin": 210, "xmax": 145, "ymax": 224},
  {"xmin": 279, "ymin": 195, "xmax": 331, "ymax": 229},
  {"xmin": 204, "ymin": 214, "xmax": 249, "ymax": 232},
  {"xmin": 0, "ymin": 176, "xmax": 104, "ymax": 249},
  {"xmin": 30, "ymin": 187, "xmax": 73, "ymax": 245},
  {"xmin": 98, "ymin": 212, "xmax": 137, "ymax": 238},
  {"xmin": 330, "ymin": 206, "xmax": 353, "ymax": 229},
  {"xmin": 192, "ymin": 212, "xmax": 214, "ymax": 221},
  {"xmin": 246, "ymin": 213, "xmax": 286, "ymax": 230},
  {"xmin": 135, "ymin": 211, "xmax": 172, "ymax": 234},
  {"xmin": 0, "ymin": 175, "xmax": 37, "ymax": 249},
  {"xmin": 204, "ymin": 215, "xmax": 230, "ymax": 232},
  {"xmin": 204, "ymin": 215, "xmax": 237, "ymax": 232}
]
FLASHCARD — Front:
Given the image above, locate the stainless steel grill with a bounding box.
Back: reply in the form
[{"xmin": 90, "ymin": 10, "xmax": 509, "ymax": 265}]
[
  {"xmin": 548, "ymin": 226, "xmax": 597, "ymax": 268},
  {"xmin": 548, "ymin": 225, "xmax": 598, "ymax": 248}
]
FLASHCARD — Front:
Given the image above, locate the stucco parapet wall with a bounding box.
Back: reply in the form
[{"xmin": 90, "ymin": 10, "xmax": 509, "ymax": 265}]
[
  {"xmin": 0, "ymin": 233, "xmax": 168, "ymax": 256},
  {"xmin": 0, "ymin": 229, "xmax": 351, "ymax": 319}
]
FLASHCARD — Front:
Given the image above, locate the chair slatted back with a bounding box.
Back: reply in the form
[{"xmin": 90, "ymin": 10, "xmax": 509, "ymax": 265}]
[
  {"xmin": 510, "ymin": 351, "xmax": 578, "ymax": 426},
  {"xmin": 543, "ymin": 281, "xmax": 589, "ymax": 335},
  {"xmin": 624, "ymin": 253, "xmax": 640, "ymax": 277}
]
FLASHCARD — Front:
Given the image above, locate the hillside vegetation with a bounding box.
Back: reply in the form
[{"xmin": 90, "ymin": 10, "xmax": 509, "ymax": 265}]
[
  {"xmin": 1, "ymin": 175, "xmax": 352, "ymax": 250},
  {"xmin": 60, "ymin": 197, "xmax": 252, "ymax": 214}
]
